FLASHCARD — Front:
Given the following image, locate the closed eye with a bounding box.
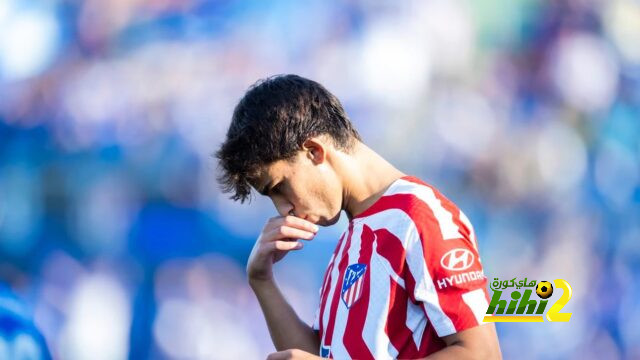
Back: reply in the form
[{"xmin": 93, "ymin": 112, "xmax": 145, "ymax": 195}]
[{"xmin": 269, "ymin": 182, "xmax": 282, "ymax": 195}]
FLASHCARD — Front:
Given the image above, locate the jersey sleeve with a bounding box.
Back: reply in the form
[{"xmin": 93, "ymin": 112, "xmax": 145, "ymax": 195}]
[{"xmin": 403, "ymin": 205, "xmax": 490, "ymax": 338}]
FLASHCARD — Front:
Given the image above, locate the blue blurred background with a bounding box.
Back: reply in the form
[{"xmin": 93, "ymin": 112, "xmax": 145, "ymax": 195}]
[{"xmin": 0, "ymin": 0, "xmax": 639, "ymax": 359}]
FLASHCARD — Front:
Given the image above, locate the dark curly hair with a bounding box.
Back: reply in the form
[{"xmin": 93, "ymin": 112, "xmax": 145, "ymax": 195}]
[{"xmin": 215, "ymin": 74, "xmax": 361, "ymax": 203}]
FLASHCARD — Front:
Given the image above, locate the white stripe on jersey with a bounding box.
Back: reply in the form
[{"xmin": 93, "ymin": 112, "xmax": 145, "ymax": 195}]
[
  {"xmin": 458, "ymin": 210, "xmax": 478, "ymax": 251},
  {"xmin": 407, "ymin": 296, "xmax": 427, "ymax": 349},
  {"xmin": 462, "ymin": 289, "xmax": 489, "ymax": 325},
  {"xmin": 328, "ymin": 223, "xmax": 364, "ymax": 358},
  {"xmin": 389, "ymin": 179, "xmax": 463, "ymax": 240}
]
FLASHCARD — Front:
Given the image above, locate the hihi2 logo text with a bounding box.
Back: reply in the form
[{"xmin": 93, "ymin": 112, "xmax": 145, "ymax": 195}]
[{"xmin": 483, "ymin": 278, "xmax": 573, "ymax": 323}]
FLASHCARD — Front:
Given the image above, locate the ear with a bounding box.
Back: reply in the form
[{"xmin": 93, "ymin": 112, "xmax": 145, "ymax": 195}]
[{"xmin": 302, "ymin": 137, "xmax": 327, "ymax": 165}]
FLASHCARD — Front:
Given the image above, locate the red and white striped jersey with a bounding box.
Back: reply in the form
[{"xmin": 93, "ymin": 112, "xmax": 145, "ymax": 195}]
[{"xmin": 312, "ymin": 176, "xmax": 490, "ymax": 359}]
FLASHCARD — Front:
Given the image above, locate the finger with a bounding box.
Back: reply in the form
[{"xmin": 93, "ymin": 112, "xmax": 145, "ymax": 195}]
[
  {"xmin": 269, "ymin": 225, "xmax": 315, "ymax": 241},
  {"xmin": 269, "ymin": 240, "xmax": 304, "ymax": 252},
  {"xmin": 281, "ymin": 215, "xmax": 319, "ymax": 233}
]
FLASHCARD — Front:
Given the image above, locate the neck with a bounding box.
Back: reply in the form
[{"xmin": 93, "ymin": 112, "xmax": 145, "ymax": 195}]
[{"xmin": 337, "ymin": 142, "xmax": 406, "ymax": 220}]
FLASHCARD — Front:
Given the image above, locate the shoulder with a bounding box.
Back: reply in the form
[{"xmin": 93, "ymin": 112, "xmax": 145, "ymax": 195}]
[
  {"xmin": 360, "ymin": 176, "xmax": 479, "ymax": 252},
  {"xmin": 355, "ymin": 176, "xmax": 472, "ymax": 243},
  {"xmin": 360, "ymin": 176, "xmax": 463, "ymax": 223},
  {"xmin": 392, "ymin": 176, "xmax": 462, "ymax": 219}
]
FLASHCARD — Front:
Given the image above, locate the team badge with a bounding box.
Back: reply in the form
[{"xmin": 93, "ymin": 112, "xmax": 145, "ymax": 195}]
[{"xmin": 341, "ymin": 263, "xmax": 367, "ymax": 308}]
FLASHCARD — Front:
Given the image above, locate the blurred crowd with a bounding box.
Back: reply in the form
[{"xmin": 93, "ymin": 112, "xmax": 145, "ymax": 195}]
[{"xmin": 0, "ymin": 0, "xmax": 639, "ymax": 359}]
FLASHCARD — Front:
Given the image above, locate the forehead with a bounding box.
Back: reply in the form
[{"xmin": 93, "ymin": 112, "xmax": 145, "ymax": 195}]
[{"xmin": 251, "ymin": 159, "xmax": 293, "ymax": 189}]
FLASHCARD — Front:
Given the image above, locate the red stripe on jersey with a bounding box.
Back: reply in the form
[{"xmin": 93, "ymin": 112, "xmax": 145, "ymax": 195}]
[
  {"xmin": 374, "ymin": 228, "xmax": 408, "ymax": 280},
  {"xmin": 323, "ymin": 222, "xmax": 354, "ymax": 350},
  {"xmin": 421, "ymin": 321, "xmax": 447, "ymax": 355},
  {"xmin": 343, "ymin": 225, "xmax": 375, "ymax": 360},
  {"xmin": 385, "ymin": 269, "xmax": 418, "ymax": 358},
  {"xmin": 374, "ymin": 228, "xmax": 421, "ymax": 358}
]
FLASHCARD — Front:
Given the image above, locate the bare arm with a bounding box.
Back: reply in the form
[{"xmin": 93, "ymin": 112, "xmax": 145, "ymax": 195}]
[
  {"xmin": 247, "ymin": 215, "xmax": 320, "ymax": 353},
  {"xmin": 250, "ymin": 278, "xmax": 320, "ymax": 353}
]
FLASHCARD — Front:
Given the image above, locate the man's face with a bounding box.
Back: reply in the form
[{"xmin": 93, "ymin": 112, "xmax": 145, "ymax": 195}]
[{"xmin": 254, "ymin": 150, "xmax": 343, "ymax": 226}]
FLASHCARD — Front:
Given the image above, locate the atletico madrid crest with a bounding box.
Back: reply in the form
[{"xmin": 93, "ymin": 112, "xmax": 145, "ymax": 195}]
[{"xmin": 341, "ymin": 263, "xmax": 367, "ymax": 308}]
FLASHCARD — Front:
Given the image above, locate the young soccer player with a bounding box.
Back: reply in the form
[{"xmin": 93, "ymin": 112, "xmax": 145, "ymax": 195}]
[{"xmin": 216, "ymin": 75, "xmax": 501, "ymax": 359}]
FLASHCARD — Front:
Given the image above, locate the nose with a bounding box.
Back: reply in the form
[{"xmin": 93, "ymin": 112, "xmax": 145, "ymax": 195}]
[
  {"xmin": 271, "ymin": 196, "xmax": 293, "ymax": 217},
  {"xmin": 287, "ymin": 209, "xmax": 308, "ymax": 220}
]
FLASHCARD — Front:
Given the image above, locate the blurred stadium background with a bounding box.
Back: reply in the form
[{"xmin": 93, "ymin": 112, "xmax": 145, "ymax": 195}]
[{"xmin": 0, "ymin": 0, "xmax": 639, "ymax": 359}]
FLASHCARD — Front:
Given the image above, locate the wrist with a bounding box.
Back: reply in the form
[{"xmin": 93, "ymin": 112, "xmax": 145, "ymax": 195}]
[{"xmin": 248, "ymin": 274, "xmax": 276, "ymax": 289}]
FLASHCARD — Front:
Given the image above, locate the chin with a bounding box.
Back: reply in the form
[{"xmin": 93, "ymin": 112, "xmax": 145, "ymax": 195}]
[{"xmin": 320, "ymin": 212, "xmax": 341, "ymax": 227}]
